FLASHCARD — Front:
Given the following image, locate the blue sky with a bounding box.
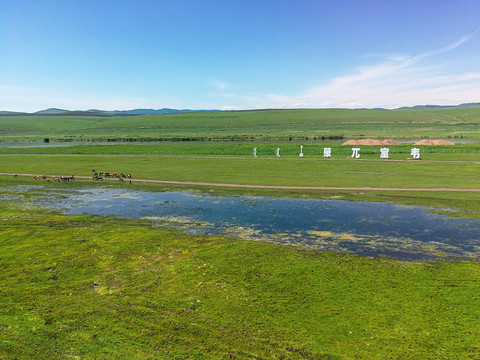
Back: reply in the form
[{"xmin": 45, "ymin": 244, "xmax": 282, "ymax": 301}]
[{"xmin": 1, "ymin": 0, "xmax": 479, "ymax": 111}]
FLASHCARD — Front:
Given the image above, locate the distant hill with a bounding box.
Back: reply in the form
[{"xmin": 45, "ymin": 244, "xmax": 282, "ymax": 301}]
[
  {"xmin": 34, "ymin": 108, "xmax": 71, "ymax": 114},
  {"xmin": 115, "ymin": 108, "xmax": 218, "ymax": 115},
  {"xmin": 24, "ymin": 108, "xmax": 219, "ymax": 116},
  {"xmin": 395, "ymin": 102, "xmax": 480, "ymax": 110},
  {"xmin": 1, "ymin": 103, "xmax": 480, "ymax": 116}
]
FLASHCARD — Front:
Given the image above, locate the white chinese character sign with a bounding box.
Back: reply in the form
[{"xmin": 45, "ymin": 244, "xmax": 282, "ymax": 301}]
[
  {"xmin": 380, "ymin": 148, "xmax": 389, "ymax": 159},
  {"xmin": 351, "ymin": 148, "xmax": 360, "ymax": 158},
  {"xmin": 250, "ymin": 145, "xmax": 425, "ymax": 159},
  {"xmin": 323, "ymin": 147, "xmax": 332, "ymax": 158},
  {"xmin": 411, "ymin": 148, "xmax": 420, "ymax": 159}
]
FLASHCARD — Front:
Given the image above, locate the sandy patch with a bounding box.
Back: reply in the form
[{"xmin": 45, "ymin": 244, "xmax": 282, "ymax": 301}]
[
  {"xmin": 342, "ymin": 139, "xmax": 400, "ymax": 145},
  {"xmin": 415, "ymin": 139, "xmax": 455, "ymax": 145}
]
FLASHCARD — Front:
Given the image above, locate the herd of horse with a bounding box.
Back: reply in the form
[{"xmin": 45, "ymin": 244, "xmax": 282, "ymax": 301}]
[
  {"xmin": 91, "ymin": 169, "xmax": 132, "ymax": 183},
  {"xmin": 32, "ymin": 174, "xmax": 75, "ymax": 182},
  {"xmin": 29, "ymin": 170, "xmax": 133, "ymax": 183}
]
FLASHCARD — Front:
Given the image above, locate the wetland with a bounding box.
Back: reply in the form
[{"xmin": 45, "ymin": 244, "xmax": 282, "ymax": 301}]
[{"xmin": 7, "ymin": 184, "xmax": 480, "ymax": 261}]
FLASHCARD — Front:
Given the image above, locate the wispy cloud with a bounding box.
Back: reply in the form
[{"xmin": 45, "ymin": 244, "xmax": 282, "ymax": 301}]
[
  {"xmin": 223, "ymin": 35, "xmax": 480, "ymax": 109},
  {"xmin": 298, "ymin": 36, "xmax": 479, "ymax": 108},
  {"xmin": 439, "ymin": 34, "xmax": 472, "ymax": 53},
  {"xmin": 2, "ymin": 36, "xmax": 478, "ymax": 111},
  {"xmin": 209, "ymin": 79, "xmax": 228, "ymax": 90}
]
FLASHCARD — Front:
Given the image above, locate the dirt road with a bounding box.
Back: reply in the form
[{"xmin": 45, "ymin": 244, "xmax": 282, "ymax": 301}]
[{"xmin": 2, "ymin": 172, "xmax": 480, "ymax": 192}]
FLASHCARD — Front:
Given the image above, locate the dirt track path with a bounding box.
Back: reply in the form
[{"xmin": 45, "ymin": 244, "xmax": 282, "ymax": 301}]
[{"xmin": 2, "ymin": 172, "xmax": 480, "ymax": 192}]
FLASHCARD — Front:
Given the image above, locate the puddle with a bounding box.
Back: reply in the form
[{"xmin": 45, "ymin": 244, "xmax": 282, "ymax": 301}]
[{"xmin": 2, "ymin": 186, "xmax": 480, "ymax": 261}]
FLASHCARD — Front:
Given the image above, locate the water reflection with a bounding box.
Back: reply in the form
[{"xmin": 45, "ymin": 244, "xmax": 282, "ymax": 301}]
[{"xmin": 6, "ymin": 186, "xmax": 480, "ymax": 261}]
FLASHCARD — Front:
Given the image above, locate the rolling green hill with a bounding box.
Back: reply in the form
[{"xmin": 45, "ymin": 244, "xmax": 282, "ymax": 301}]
[{"xmin": 1, "ymin": 107, "xmax": 480, "ymax": 143}]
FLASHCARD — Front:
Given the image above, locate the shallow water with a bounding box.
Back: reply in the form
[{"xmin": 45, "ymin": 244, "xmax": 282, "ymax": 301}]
[{"xmin": 4, "ymin": 185, "xmax": 480, "ymax": 261}]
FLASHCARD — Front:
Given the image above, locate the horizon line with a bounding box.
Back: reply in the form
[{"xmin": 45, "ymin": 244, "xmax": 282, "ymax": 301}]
[{"xmin": 2, "ymin": 101, "xmax": 480, "ymax": 114}]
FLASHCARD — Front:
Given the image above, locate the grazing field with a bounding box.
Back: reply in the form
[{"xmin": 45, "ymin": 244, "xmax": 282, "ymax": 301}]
[
  {"xmin": 1, "ymin": 108, "xmax": 480, "ymax": 358},
  {"xmin": 1, "ymin": 107, "xmax": 480, "ymax": 143}
]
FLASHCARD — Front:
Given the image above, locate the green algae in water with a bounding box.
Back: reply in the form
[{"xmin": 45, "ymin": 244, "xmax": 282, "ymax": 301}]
[{"xmin": 5, "ymin": 186, "xmax": 480, "ymax": 261}]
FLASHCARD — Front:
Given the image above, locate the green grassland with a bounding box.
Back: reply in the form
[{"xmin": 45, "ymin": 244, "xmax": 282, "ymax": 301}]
[
  {"xmin": 2, "ymin": 149, "xmax": 480, "ymax": 189},
  {"xmin": 1, "ymin": 107, "xmax": 480, "ymax": 142},
  {"xmin": 1, "ymin": 198, "xmax": 480, "ymax": 359},
  {"xmin": 1, "ymin": 109, "xmax": 480, "ymax": 358},
  {"xmin": 2, "ymin": 142, "xmax": 480, "ymax": 158},
  {"xmin": 2, "ymin": 142, "xmax": 480, "ymax": 216}
]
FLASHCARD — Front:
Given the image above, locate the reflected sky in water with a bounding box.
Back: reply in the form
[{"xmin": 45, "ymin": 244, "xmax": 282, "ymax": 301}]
[{"xmin": 9, "ymin": 186, "xmax": 480, "ymax": 261}]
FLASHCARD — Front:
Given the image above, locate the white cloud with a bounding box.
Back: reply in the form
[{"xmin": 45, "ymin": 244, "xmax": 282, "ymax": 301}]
[
  {"xmin": 224, "ymin": 35, "xmax": 480, "ymax": 109},
  {"xmin": 2, "ymin": 36, "xmax": 478, "ymax": 111},
  {"xmin": 220, "ymin": 105, "xmax": 240, "ymax": 111},
  {"xmin": 438, "ymin": 35, "xmax": 472, "ymax": 53},
  {"xmin": 209, "ymin": 79, "xmax": 228, "ymax": 90}
]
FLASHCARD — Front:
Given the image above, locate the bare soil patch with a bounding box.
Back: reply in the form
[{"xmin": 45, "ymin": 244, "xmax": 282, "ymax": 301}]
[
  {"xmin": 342, "ymin": 139, "xmax": 400, "ymax": 145},
  {"xmin": 415, "ymin": 139, "xmax": 455, "ymax": 145}
]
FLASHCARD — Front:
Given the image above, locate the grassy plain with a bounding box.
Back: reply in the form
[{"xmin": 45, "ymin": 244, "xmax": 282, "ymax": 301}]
[
  {"xmin": 2, "ymin": 142, "xmax": 480, "ymax": 216},
  {"xmin": 1, "ymin": 108, "xmax": 480, "ymax": 358},
  {"xmin": 1, "ymin": 107, "xmax": 480, "ymax": 142}
]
